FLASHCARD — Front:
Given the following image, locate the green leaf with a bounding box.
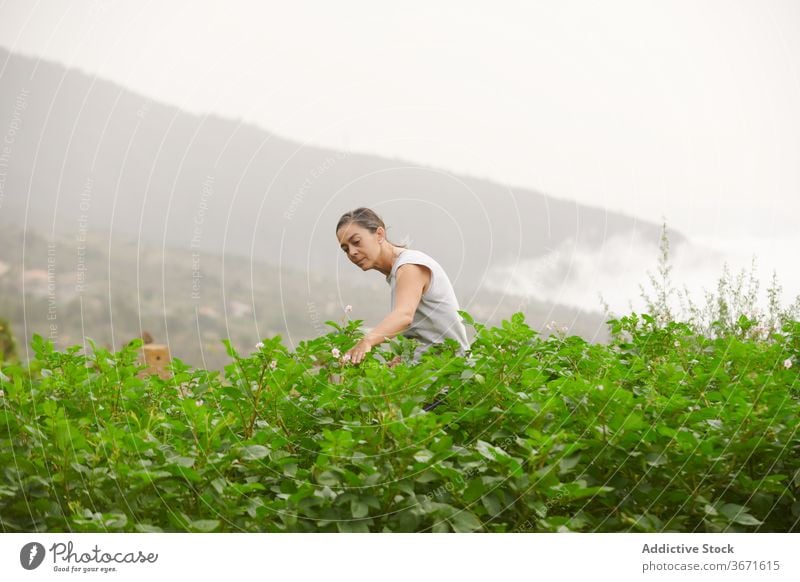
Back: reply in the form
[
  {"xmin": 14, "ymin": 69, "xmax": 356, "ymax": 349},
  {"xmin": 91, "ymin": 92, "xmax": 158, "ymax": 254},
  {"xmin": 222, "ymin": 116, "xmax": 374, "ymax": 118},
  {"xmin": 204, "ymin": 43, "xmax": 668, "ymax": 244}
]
[
  {"xmin": 719, "ymin": 503, "xmax": 746, "ymax": 519},
  {"xmin": 351, "ymin": 499, "xmax": 369, "ymax": 519},
  {"xmin": 462, "ymin": 479, "xmax": 485, "ymax": 504},
  {"xmin": 475, "ymin": 440, "xmax": 496, "ymax": 461},
  {"xmin": 414, "ymin": 470, "xmax": 440, "ymax": 484},
  {"xmin": 189, "ymin": 519, "xmax": 220, "ymax": 532},
  {"xmin": 413, "ymin": 449, "xmax": 434, "ymax": 463},
  {"xmin": 170, "ymin": 456, "xmax": 196, "ymax": 468},
  {"xmin": 719, "ymin": 503, "xmax": 762, "ymax": 526},
  {"xmin": 316, "ymin": 470, "xmax": 340, "ymax": 486},
  {"xmin": 448, "ymin": 510, "xmax": 483, "ymax": 532},
  {"xmin": 135, "ymin": 523, "xmax": 164, "ymax": 533},
  {"xmin": 221, "ymin": 338, "xmax": 240, "ymax": 359},
  {"xmin": 458, "ymin": 310, "xmax": 475, "ymax": 326},
  {"xmin": 559, "ymin": 454, "xmax": 581, "ymax": 472},
  {"xmin": 732, "ymin": 513, "xmax": 763, "ymax": 526},
  {"xmin": 337, "ymin": 520, "xmax": 370, "ymax": 532},
  {"xmin": 241, "ymin": 445, "xmax": 269, "ymax": 460},
  {"xmin": 164, "ymin": 465, "xmax": 201, "ymax": 483},
  {"xmin": 481, "ymin": 494, "xmax": 503, "ymax": 517}
]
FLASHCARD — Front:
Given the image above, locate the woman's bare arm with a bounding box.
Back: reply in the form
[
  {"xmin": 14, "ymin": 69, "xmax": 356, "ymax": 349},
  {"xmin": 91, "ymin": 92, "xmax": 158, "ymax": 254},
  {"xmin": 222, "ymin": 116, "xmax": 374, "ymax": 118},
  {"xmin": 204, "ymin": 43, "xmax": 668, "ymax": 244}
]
[{"xmin": 345, "ymin": 263, "xmax": 431, "ymax": 364}]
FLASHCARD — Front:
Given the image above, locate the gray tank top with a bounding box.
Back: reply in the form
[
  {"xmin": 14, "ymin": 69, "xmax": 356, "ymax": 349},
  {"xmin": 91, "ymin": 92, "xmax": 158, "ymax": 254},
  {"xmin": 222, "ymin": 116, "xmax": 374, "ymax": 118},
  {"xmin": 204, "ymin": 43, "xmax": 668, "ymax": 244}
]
[{"xmin": 385, "ymin": 249, "xmax": 470, "ymax": 362}]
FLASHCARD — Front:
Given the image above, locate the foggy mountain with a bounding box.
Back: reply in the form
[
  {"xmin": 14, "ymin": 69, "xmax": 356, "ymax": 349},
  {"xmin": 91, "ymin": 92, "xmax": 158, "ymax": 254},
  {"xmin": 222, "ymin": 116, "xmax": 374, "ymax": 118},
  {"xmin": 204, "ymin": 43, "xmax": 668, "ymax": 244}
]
[
  {"xmin": 0, "ymin": 46, "xmax": 691, "ymax": 368},
  {"xmin": 0, "ymin": 46, "xmax": 685, "ymax": 293}
]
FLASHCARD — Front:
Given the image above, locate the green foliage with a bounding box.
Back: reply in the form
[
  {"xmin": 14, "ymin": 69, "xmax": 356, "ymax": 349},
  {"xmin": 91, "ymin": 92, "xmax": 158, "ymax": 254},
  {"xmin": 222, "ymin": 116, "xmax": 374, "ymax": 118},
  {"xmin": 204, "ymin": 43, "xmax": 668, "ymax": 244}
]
[
  {"xmin": 638, "ymin": 221, "xmax": 800, "ymax": 341},
  {"xmin": 1, "ymin": 307, "xmax": 798, "ymax": 533},
  {"xmin": 0, "ymin": 317, "xmax": 18, "ymax": 364}
]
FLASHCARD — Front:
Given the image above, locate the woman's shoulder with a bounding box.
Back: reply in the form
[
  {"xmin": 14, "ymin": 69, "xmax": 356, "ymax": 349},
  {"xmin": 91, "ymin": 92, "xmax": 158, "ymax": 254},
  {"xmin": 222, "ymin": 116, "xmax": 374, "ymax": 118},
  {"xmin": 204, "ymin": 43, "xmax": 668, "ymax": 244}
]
[
  {"xmin": 399, "ymin": 248, "xmax": 436, "ymax": 262},
  {"xmin": 389, "ymin": 249, "xmax": 436, "ymax": 282},
  {"xmin": 394, "ymin": 249, "xmax": 440, "ymax": 271}
]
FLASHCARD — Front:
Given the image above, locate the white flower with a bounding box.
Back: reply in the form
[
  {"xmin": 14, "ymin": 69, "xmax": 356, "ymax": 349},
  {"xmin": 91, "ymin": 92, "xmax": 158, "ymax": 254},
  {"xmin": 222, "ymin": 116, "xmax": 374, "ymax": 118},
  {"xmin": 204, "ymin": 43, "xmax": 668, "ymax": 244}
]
[
  {"xmin": 674, "ymin": 340, "xmax": 680, "ymax": 348},
  {"xmin": 0, "ymin": 389, "xmax": 5, "ymax": 398},
  {"xmin": 195, "ymin": 399, "xmax": 203, "ymax": 407},
  {"xmin": 560, "ymin": 326, "xmax": 568, "ymax": 333},
  {"xmin": 783, "ymin": 358, "xmax": 793, "ymax": 370},
  {"xmin": 255, "ymin": 341, "xmax": 265, "ymax": 350},
  {"xmin": 596, "ymin": 384, "xmax": 604, "ymax": 391},
  {"xmin": 345, "ymin": 305, "xmax": 353, "ymax": 313},
  {"xmin": 331, "ymin": 348, "xmax": 341, "ymax": 358},
  {"xmin": 269, "ymin": 359, "xmax": 278, "ymax": 370},
  {"xmin": 342, "ymin": 353, "xmax": 351, "ymax": 363}
]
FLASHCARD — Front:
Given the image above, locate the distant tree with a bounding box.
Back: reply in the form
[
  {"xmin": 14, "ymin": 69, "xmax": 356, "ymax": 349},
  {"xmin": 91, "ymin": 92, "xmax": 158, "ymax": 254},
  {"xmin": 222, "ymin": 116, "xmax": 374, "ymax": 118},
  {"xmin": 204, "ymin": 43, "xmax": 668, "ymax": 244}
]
[{"xmin": 0, "ymin": 317, "xmax": 19, "ymax": 363}]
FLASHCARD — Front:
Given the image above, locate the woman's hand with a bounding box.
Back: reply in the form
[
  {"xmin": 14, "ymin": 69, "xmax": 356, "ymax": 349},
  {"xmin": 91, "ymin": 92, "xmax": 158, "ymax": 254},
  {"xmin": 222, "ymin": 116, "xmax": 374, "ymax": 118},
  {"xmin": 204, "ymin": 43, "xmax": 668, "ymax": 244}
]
[{"xmin": 344, "ymin": 339, "xmax": 372, "ymax": 365}]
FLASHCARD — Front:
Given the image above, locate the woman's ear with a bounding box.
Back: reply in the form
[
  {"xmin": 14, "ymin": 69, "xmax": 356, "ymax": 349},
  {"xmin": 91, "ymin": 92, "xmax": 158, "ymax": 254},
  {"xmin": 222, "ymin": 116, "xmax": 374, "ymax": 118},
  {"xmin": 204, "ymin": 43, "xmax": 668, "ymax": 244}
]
[{"xmin": 376, "ymin": 226, "xmax": 385, "ymax": 243}]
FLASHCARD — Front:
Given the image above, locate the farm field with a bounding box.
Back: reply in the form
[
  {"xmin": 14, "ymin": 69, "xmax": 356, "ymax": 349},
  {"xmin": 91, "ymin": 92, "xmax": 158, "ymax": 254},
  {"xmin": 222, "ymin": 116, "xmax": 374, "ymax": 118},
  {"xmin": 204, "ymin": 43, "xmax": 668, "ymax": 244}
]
[{"xmin": 1, "ymin": 310, "xmax": 798, "ymax": 533}]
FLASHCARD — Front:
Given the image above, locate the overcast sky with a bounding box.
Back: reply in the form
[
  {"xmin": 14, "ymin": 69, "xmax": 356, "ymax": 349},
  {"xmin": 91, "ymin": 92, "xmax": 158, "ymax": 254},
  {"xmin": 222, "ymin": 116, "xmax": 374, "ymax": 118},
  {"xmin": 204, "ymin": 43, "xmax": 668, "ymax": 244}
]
[{"xmin": 2, "ymin": 0, "xmax": 799, "ymax": 313}]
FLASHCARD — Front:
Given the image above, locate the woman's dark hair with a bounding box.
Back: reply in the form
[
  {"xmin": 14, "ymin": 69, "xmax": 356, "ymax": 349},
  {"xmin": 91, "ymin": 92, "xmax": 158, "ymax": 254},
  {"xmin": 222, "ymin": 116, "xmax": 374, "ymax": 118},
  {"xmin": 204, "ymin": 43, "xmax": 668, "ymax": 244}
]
[{"xmin": 336, "ymin": 207, "xmax": 407, "ymax": 248}]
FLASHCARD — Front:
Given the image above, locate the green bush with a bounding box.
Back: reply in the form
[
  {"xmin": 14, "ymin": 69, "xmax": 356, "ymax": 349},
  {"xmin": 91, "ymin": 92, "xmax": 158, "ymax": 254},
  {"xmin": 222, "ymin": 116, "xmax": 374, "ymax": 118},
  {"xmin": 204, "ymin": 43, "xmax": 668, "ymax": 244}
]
[
  {"xmin": 1, "ymin": 309, "xmax": 797, "ymax": 533},
  {"xmin": 0, "ymin": 317, "xmax": 18, "ymax": 364},
  {"xmin": 632, "ymin": 222, "xmax": 800, "ymax": 340}
]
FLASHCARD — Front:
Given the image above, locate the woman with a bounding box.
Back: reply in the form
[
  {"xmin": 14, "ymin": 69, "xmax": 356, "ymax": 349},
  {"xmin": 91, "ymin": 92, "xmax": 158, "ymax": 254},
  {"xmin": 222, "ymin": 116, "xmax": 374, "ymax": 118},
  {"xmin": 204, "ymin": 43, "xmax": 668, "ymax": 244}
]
[{"xmin": 336, "ymin": 207, "xmax": 470, "ymax": 366}]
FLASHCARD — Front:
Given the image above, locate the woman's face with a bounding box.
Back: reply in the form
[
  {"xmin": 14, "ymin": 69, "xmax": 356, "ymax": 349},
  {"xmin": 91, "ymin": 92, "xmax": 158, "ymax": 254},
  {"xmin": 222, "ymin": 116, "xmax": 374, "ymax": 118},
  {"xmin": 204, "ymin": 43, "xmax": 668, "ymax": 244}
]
[{"xmin": 337, "ymin": 222, "xmax": 381, "ymax": 270}]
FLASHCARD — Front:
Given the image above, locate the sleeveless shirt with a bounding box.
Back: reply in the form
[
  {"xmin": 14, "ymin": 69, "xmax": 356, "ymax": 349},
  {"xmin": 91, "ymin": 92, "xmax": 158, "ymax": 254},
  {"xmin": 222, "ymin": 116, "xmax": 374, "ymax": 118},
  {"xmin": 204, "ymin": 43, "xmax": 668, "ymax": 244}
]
[{"xmin": 385, "ymin": 249, "xmax": 470, "ymax": 362}]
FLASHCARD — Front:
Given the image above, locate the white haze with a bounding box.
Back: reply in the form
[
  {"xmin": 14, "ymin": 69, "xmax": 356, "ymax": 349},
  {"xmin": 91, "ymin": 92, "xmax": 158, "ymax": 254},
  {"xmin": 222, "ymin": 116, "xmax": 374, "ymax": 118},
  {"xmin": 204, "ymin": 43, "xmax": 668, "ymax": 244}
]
[
  {"xmin": 487, "ymin": 232, "xmax": 800, "ymax": 319},
  {"xmin": 1, "ymin": 0, "xmax": 798, "ymax": 314}
]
